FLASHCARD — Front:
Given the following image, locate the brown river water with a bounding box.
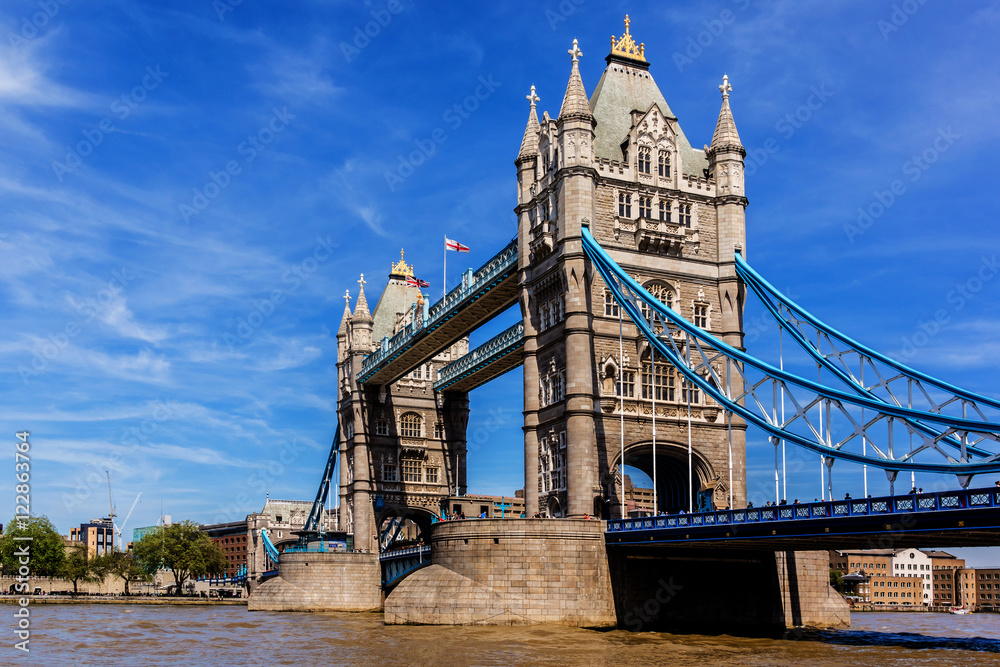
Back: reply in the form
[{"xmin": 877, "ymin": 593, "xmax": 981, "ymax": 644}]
[{"xmin": 8, "ymin": 606, "xmax": 1000, "ymax": 666}]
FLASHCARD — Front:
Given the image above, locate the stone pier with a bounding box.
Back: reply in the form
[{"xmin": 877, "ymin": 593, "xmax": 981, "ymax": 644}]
[
  {"xmin": 384, "ymin": 518, "xmax": 616, "ymax": 627},
  {"xmin": 607, "ymin": 547, "xmax": 849, "ymax": 632},
  {"xmin": 247, "ymin": 551, "xmax": 381, "ymax": 612}
]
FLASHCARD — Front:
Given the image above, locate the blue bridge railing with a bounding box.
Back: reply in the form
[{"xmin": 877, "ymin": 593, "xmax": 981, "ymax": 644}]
[
  {"xmin": 434, "ymin": 321, "xmax": 524, "ymax": 391},
  {"xmin": 379, "ymin": 545, "xmax": 431, "ymax": 562},
  {"xmin": 607, "ymin": 487, "xmax": 1000, "ymax": 534}
]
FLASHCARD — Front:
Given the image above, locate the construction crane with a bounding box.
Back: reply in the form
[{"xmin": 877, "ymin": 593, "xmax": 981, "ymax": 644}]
[
  {"xmin": 106, "ymin": 471, "xmax": 116, "ymax": 551},
  {"xmin": 106, "ymin": 471, "xmax": 141, "ymax": 552}
]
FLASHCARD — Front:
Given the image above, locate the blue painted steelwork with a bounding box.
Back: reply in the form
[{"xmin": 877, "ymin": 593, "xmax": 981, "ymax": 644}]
[
  {"xmin": 434, "ymin": 321, "xmax": 524, "ymax": 392},
  {"xmin": 357, "ymin": 237, "xmax": 517, "ymax": 385},
  {"xmin": 304, "ymin": 422, "xmax": 339, "ymax": 533},
  {"xmin": 261, "ymin": 528, "xmax": 281, "ymax": 563},
  {"xmin": 735, "ymin": 253, "xmax": 1000, "ymax": 417},
  {"xmin": 736, "ymin": 257, "xmax": 993, "ymax": 462},
  {"xmin": 582, "ymin": 227, "xmax": 1000, "ymax": 475},
  {"xmin": 380, "ymin": 545, "xmax": 432, "ymax": 587},
  {"xmin": 607, "ymin": 486, "xmax": 1000, "ymax": 542}
]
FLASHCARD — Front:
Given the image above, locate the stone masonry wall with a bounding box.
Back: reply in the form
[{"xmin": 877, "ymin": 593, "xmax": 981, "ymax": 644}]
[
  {"xmin": 384, "ymin": 518, "xmax": 616, "ymax": 627},
  {"xmin": 247, "ymin": 551, "xmax": 381, "ymax": 612}
]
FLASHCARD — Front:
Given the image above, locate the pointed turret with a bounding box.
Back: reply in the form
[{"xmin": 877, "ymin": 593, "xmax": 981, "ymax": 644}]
[
  {"xmin": 518, "ymin": 85, "xmax": 541, "ymax": 159},
  {"xmin": 338, "ymin": 290, "xmax": 352, "ymax": 336},
  {"xmin": 710, "ymin": 75, "xmax": 742, "ymax": 151},
  {"xmin": 352, "ymin": 274, "xmax": 373, "ymax": 325},
  {"xmin": 558, "ymin": 39, "xmax": 592, "ymax": 120}
]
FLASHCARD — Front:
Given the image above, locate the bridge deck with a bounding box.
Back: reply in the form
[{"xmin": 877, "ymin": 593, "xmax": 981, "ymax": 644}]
[
  {"xmin": 606, "ymin": 487, "xmax": 1000, "ymax": 550},
  {"xmin": 434, "ymin": 322, "xmax": 524, "ymax": 393},
  {"xmin": 358, "ymin": 239, "xmax": 518, "ymax": 387}
]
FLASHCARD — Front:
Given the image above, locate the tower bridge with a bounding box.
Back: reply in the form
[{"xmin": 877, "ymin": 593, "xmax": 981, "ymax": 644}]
[{"xmin": 248, "ymin": 17, "xmax": 1000, "ymax": 631}]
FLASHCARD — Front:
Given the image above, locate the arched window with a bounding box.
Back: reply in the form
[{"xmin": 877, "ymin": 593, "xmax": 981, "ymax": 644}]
[
  {"xmin": 638, "ymin": 146, "xmax": 651, "ymax": 174},
  {"xmin": 639, "ymin": 283, "xmax": 674, "ymax": 324},
  {"xmin": 618, "ymin": 193, "xmax": 632, "ymax": 218},
  {"xmin": 638, "ymin": 196, "xmax": 652, "ymax": 218},
  {"xmin": 658, "ymin": 152, "xmax": 671, "ymax": 177},
  {"xmin": 400, "ymin": 412, "xmax": 422, "ymax": 438}
]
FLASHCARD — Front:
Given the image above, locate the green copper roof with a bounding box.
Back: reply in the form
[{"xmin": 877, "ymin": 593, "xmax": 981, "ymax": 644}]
[{"xmin": 588, "ymin": 61, "xmax": 707, "ymax": 177}]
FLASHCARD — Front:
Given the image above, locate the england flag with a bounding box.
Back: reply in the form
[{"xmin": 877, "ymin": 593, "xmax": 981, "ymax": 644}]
[{"xmin": 445, "ymin": 237, "xmax": 470, "ymax": 253}]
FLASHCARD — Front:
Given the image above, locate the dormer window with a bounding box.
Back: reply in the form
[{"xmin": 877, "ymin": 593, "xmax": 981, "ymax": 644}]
[
  {"xmin": 618, "ymin": 193, "xmax": 632, "ymax": 218},
  {"xmin": 658, "ymin": 152, "xmax": 671, "ymax": 177},
  {"xmin": 638, "ymin": 147, "xmax": 651, "ymax": 174}
]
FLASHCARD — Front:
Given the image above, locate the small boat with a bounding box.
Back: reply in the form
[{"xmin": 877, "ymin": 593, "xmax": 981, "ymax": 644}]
[{"xmin": 950, "ymin": 606, "xmax": 973, "ymax": 615}]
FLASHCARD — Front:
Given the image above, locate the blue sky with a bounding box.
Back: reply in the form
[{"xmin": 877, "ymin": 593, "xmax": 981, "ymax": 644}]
[{"xmin": 2, "ymin": 1, "xmax": 999, "ymax": 564}]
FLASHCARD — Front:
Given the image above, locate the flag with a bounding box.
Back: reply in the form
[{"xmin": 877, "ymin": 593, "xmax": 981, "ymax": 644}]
[
  {"xmin": 406, "ymin": 276, "xmax": 430, "ymax": 288},
  {"xmin": 445, "ymin": 237, "xmax": 470, "ymax": 253}
]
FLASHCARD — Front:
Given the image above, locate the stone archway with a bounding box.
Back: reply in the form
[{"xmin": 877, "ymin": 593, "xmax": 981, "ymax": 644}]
[
  {"xmin": 376, "ymin": 505, "xmax": 437, "ymax": 552},
  {"xmin": 609, "ymin": 440, "xmax": 717, "ymax": 517},
  {"xmin": 546, "ymin": 496, "xmax": 564, "ymax": 518}
]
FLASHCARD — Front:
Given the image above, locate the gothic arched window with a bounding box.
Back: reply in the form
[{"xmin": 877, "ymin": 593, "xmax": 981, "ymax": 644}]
[
  {"xmin": 639, "ymin": 283, "xmax": 674, "ymax": 324},
  {"xmin": 658, "ymin": 152, "xmax": 671, "ymax": 177},
  {"xmin": 400, "ymin": 412, "xmax": 422, "ymax": 438},
  {"xmin": 638, "ymin": 146, "xmax": 651, "ymax": 174}
]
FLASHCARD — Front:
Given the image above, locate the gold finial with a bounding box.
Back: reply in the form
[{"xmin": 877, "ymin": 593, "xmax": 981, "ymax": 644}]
[
  {"xmin": 417, "ymin": 291, "xmax": 424, "ymax": 307},
  {"xmin": 610, "ymin": 14, "xmax": 646, "ymax": 63},
  {"xmin": 390, "ymin": 248, "xmax": 414, "ymax": 277}
]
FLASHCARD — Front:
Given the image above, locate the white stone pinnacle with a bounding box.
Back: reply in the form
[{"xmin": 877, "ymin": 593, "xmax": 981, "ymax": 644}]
[
  {"xmin": 720, "ymin": 74, "xmax": 732, "ymax": 99},
  {"xmin": 568, "ymin": 38, "xmax": 582, "ymax": 64},
  {"xmin": 526, "ymin": 85, "xmax": 540, "ymax": 109}
]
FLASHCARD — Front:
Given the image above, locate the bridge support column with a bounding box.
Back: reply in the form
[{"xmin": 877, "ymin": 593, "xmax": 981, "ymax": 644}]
[
  {"xmin": 247, "ymin": 551, "xmax": 381, "ymax": 612},
  {"xmin": 384, "ymin": 519, "xmax": 615, "ymax": 627}
]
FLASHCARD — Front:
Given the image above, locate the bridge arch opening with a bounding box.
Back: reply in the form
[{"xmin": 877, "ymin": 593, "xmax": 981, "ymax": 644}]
[
  {"xmin": 611, "ymin": 441, "xmax": 717, "ymax": 517},
  {"xmin": 376, "ymin": 506, "xmax": 437, "ymax": 552}
]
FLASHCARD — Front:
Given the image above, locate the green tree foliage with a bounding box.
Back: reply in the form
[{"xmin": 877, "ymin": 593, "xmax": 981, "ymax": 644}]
[
  {"xmin": 93, "ymin": 551, "xmax": 150, "ymax": 595},
  {"xmin": 830, "ymin": 568, "xmax": 845, "ymax": 593},
  {"xmin": 132, "ymin": 521, "xmax": 227, "ymax": 595},
  {"xmin": 0, "ymin": 516, "xmax": 66, "ymax": 578},
  {"xmin": 61, "ymin": 544, "xmax": 98, "ymax": 594}
]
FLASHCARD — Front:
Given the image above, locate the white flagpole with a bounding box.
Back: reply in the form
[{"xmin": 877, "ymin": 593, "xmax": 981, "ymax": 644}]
[{"xmin": 443, "ymin": 235, "xmax": 447, "ymax": 300}]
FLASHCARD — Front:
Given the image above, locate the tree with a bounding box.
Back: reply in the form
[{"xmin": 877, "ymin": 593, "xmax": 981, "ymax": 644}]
[
  {"xmin": 830, "ymin": 568, "xmax": 845, "ymax": 593},
  {"xmin": 93, "ymin": 551, "xmax": 150, "ymax": 595},
  {"xmin": 132, "ymin": 521, "xmax": 227, "ymax": 595},
  {"xmin": 61, "ymin": 544, "xmax": 98, "ymax": 595},
  {"xmin": 0, "ymin": 515, "xmax": 65, "ymax": 578}
]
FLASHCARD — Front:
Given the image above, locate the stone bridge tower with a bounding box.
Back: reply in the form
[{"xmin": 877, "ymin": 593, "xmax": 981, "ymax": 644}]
[
  {"xmin": 516, "ymin": 17, "xmax": 748, "ymax": 519},
  {"xmin": 336, "ymin": 254, "xmax": 470, "ymax": 552}
]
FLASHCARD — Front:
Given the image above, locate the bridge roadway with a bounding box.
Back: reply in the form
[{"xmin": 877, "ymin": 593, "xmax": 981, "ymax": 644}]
[
  {"xmin": 357, "ymin": 238, "xmax": 519, "ymax": 387},
  {"xmin": 434, "ymin": 322, "xmax": 524, "ymax": 393},
  {"xmin": 606, "ymin": 486, "xmax": 1000, "ymax": 550}
]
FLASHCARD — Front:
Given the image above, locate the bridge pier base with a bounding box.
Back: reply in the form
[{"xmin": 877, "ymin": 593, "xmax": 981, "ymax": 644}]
[
  {"xmin": 247, "ymin": 551, "xmax": 382, "ymax": 612},
  {"xmin": 384, "ymin": 519, "xmax": 616, "ymax": 627},
  {"xmin": 607, "ymin": 547, "xmax": 849, "ymax": 633}
]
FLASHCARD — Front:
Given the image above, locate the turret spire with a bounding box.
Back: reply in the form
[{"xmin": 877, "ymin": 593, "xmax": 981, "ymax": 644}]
[
  {"xmin": 518, "ymin": 85, "xmax": 541, "ymax": 159},
  {"xmin": 710, "ymin": 74, "xmax": 742, "ymax": 150},
  {"xmin": 338, "ymin": 289, "xmax": 352, "ymax": 335},
  {"xmin": 559, "ymin": 39, "xmax": 592, "ymax": 119},
  {"xmin": 352, "ymin": 274, "xmax": 373, "ymax": 324}
]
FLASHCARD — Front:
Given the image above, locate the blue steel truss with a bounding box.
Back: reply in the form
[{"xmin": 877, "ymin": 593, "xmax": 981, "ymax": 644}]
[
  {"xmin": 735, "ymin": 254, "xmax": 1000, "ymax": 421},
  {"xmin": 357, "ymin": 238, "xmax": 517, "ymax": 385},
  {"xmin": 434, "ymin": 322, "xmax": 524, "ymax": 392},
  {"xmin": 582, "ymin": 227, "xmax": 1000, "ymax": 479}
]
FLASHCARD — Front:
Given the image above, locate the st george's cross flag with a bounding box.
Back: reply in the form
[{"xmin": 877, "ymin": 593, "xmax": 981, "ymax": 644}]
[
  {"xmin": 445, "ymin": 237, "xmax": 470, "ymax": 253},
  {"xmin": 406, "ymin": 276, "xmax": 430, "ymax": 288}
]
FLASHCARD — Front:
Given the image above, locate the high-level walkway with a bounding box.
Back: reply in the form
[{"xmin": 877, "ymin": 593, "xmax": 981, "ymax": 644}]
[{"xmin": 357, "ymin": 239, "xmax": 518, "ymax": 387}]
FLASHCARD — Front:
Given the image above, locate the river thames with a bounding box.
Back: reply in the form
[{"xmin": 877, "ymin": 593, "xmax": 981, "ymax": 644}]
[{"xmin": 11, "ymin": 606, "xmax": 1000, "ymax": 665}]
